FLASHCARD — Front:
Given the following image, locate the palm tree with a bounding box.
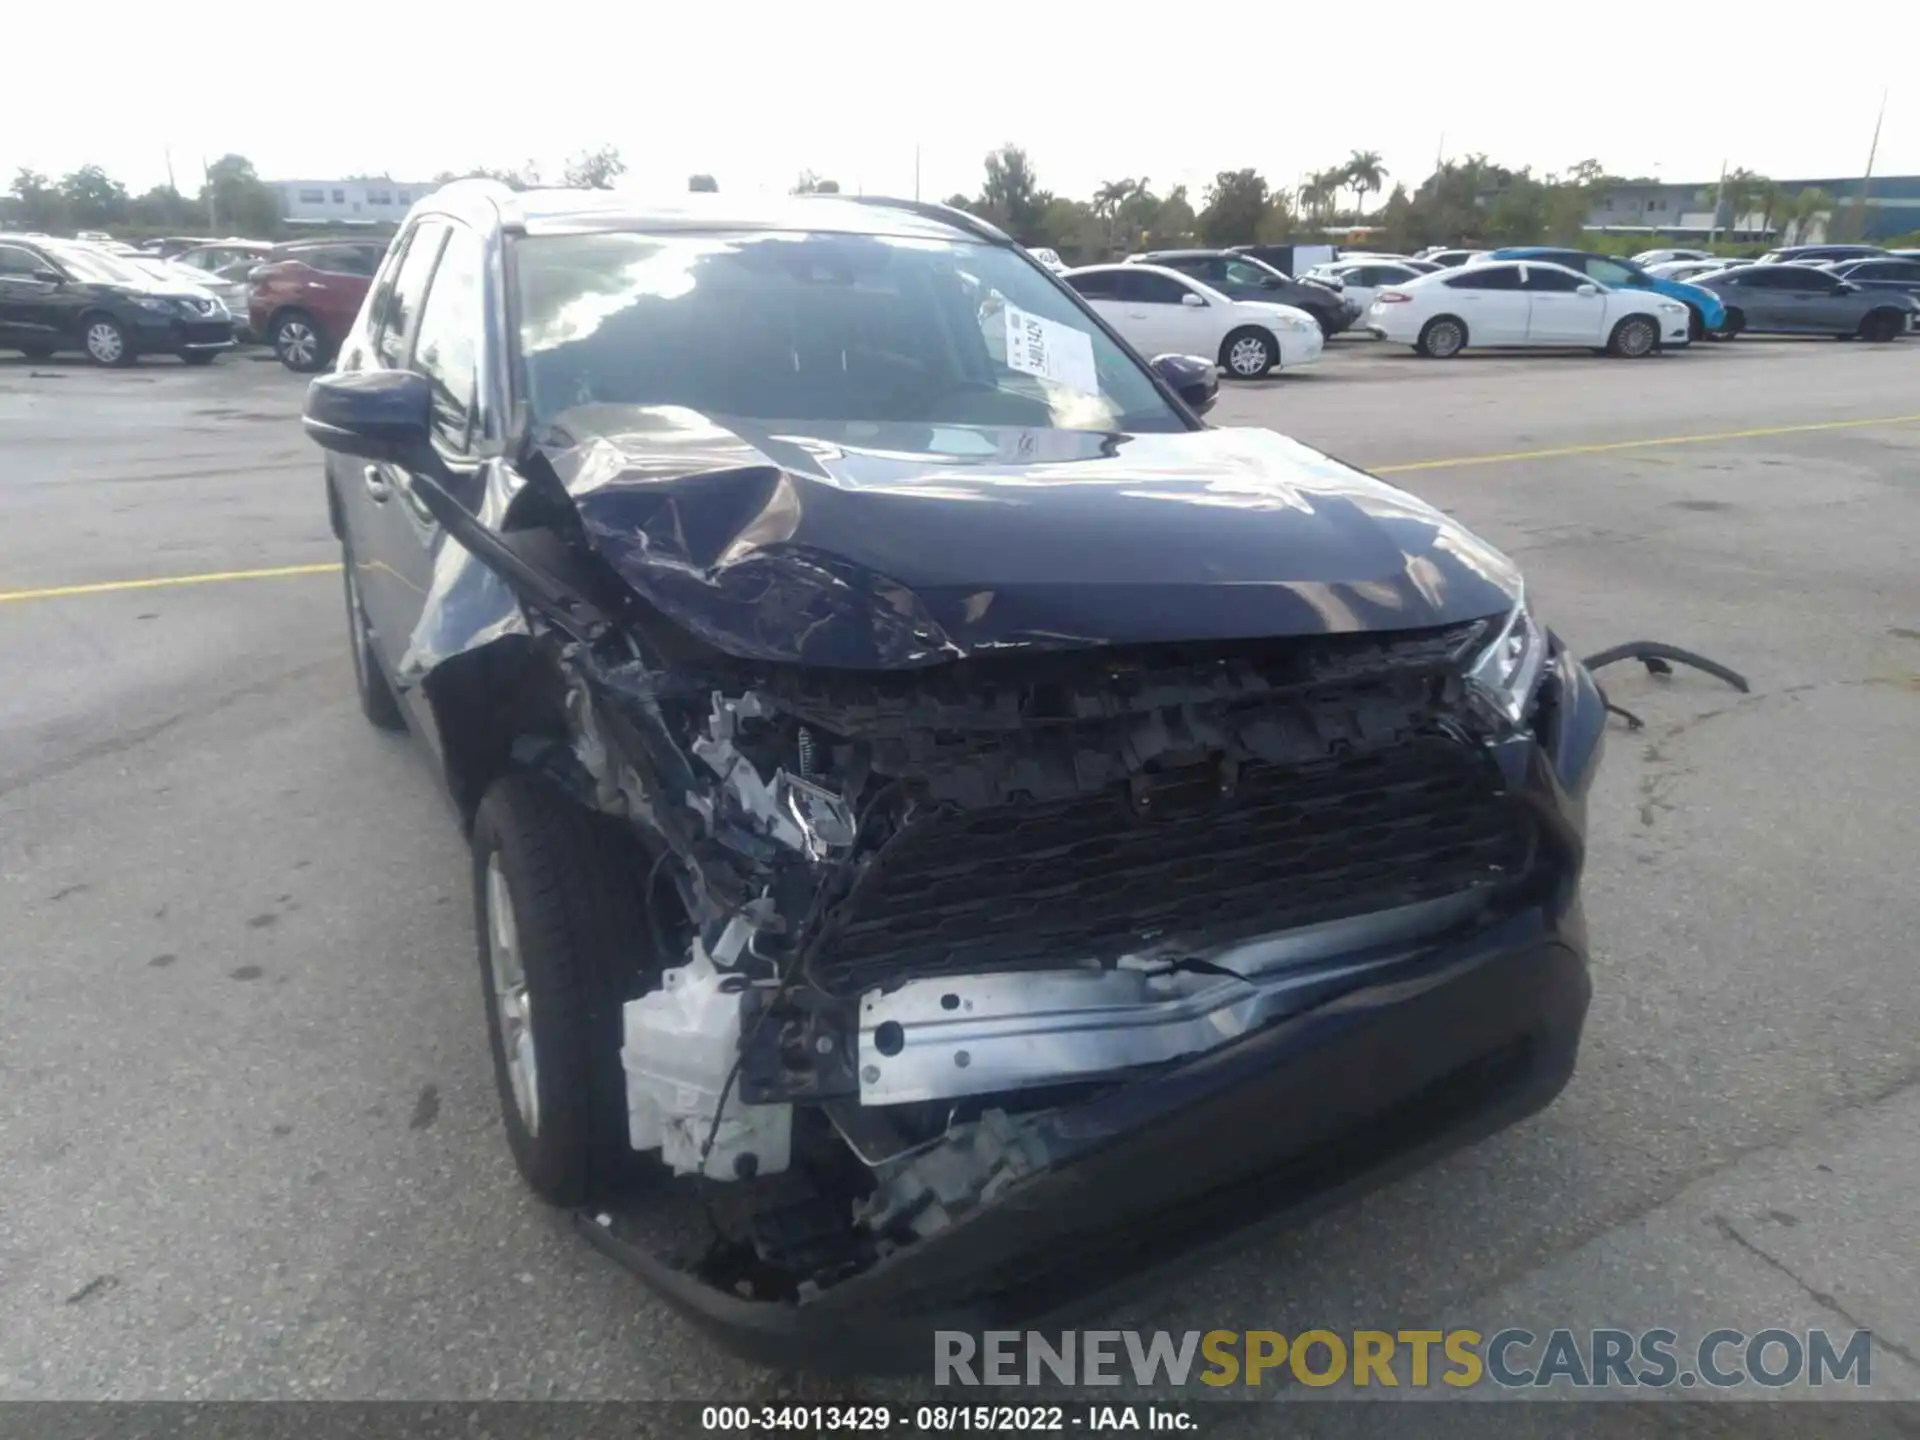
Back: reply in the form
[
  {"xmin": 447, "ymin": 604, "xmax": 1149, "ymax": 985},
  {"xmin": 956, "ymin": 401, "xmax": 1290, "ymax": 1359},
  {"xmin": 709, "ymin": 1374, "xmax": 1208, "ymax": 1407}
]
[
  {"xmin": 1300, "ymin": 168, "xmax": 1341, "ymax": 222},
  {"xmin": 1711, "ymin": 168, "xmax": 1765, "ymax": 239},
  {"xmin": 1780, "ymin": 188, "xmax": 1833, "ymax": 246},
  {"xmin": 1345, "ymin": 150, "xmax": 1387, "ymax": 214}
]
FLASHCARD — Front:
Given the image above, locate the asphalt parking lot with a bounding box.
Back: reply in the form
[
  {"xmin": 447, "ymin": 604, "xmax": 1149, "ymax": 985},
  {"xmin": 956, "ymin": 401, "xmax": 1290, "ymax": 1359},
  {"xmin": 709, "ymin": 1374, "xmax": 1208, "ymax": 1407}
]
[{"xmin": 3, "ymin": 337, "xmax": 1919, "ymax": 1408}]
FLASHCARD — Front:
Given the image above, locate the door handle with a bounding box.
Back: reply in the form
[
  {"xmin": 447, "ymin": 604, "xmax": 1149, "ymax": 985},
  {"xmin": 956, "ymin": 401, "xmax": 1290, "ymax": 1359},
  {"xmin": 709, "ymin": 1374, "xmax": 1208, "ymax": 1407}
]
[{"xmin": 364, "ymin": 465, "xmax": 391, "ymax": 502}]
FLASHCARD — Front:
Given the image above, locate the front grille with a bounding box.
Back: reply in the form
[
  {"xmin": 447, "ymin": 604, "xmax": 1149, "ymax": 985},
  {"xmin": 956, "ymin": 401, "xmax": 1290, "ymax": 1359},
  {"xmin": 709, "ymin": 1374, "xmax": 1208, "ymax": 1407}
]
[{"xmin": 813, "ymin": 735, "xmax": 1531, "ymax": 993}]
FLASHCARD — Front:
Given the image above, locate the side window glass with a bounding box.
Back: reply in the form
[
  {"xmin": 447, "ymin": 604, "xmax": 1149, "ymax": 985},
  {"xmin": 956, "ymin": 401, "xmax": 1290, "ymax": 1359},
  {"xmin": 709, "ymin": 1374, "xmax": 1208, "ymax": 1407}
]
[
  {"xmin": 1127, "ymin": 271, "xmax": 1193, "ymax": 304},
  {"xmin": 0, "ymin": 245, "xmax": 47, "ymax": 277},
  {"xmin": 376, "ymin": 222, "xmax": 448, "ymax": 369},
  {"xmin": 1067, "ymin": 271, "xmax": 1118, "ymax": 300},
  {"xmin": 1521, "ymin": 265, "xmax": 1583, "ymax": 292},
  {"xmin": 410, "ymin": 227, "xmax": 486, "ymax": 452}
]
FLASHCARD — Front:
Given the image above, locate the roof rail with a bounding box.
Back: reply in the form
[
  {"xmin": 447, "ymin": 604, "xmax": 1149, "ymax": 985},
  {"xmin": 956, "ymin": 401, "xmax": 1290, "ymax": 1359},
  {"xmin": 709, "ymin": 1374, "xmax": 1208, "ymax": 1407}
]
[{"xmin": 831, "ymin": 194, "xmax": 1011, "ymax": 245}]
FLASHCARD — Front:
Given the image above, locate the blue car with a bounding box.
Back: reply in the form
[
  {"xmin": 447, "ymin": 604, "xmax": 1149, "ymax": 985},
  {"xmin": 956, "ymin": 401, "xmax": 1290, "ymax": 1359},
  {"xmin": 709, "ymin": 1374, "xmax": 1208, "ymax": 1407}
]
[{"xmin": 1485, "ymin": 248, "xmax": 1728, "ymax": 340}]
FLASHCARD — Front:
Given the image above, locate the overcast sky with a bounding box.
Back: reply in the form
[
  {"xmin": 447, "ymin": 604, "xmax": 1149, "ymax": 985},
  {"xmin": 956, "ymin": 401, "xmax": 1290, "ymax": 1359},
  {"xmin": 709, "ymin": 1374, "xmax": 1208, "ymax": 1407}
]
[{"xmin": 5, "ymin": 3, "xmax": 1915, "ymax": 204}]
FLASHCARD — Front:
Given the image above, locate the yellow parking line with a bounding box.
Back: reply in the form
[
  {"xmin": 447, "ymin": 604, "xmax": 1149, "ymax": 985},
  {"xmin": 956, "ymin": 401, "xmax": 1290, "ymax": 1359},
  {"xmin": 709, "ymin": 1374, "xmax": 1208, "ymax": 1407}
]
[
  {"xmin": 1372, "ymin": 413, "xmax": 1920, "ymax": 474},
  {"xmin": 0, "ymin": 562, "xmax": 341, "ymax": 605},
  {"xmin": 3, "ymin": 411, "xmax": 1918, "ymax": 606}
]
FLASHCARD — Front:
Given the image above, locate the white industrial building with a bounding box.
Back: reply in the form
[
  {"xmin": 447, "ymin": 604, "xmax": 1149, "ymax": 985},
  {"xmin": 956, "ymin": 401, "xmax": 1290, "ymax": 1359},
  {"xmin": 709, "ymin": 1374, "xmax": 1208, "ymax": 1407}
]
[{"xmin": 272, "ymin": 178, "xmax": 434, "ymax": 225}]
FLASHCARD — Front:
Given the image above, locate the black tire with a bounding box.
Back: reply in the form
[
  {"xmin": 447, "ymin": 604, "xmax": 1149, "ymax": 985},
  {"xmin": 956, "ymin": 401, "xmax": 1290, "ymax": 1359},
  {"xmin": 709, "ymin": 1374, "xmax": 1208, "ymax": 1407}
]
[
  {"xmin": 471, "ymin": 773, "xmax": 662, "ymax": 1206},
  {"xmin": 1219, "ymin": 327, "xmax": 1277, "ymax": 378},
  {"xmin": 180, "ymin": 351, "xmax": 218, "ymax": 366},
  {"xmin": 1686, "ymin": 306, "xmax": 1705, "ymax": 343},
  {"xmin": 1717, "ymin": 308, "xmax": 1745, "ymax": 339},
  {"xmin": 271, "ymin": 310, "xmax": 328, "ymax": 373},
  {"xmin": 19, "ymin": 345, "xmax": 55, "ymax": 361},
  {"xmin": 341, "ymin": 538, "xmax": 405, "ymax": 731},
  {"xmin": 81, "ymin": 313, "xmax": 136, "ymax": 367},
  {"xmin": 1607, "ymin": 315, "xmax": 1659, "ymax": 358},
  {"xmin": 1859, "ymin": 308, "xmax": 1904, "ymax": 343},
  {"xmin": 1415, "ymin": 316, "xmax": 1467, "ymax": 358}
]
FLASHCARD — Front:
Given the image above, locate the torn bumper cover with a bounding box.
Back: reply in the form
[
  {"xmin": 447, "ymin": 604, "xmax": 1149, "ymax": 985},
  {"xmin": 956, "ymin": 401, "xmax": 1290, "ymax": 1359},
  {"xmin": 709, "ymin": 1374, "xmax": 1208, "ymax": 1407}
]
[{"xmin": 583, "ymin": 910, "xmax": 1590, "ymax": 1373}]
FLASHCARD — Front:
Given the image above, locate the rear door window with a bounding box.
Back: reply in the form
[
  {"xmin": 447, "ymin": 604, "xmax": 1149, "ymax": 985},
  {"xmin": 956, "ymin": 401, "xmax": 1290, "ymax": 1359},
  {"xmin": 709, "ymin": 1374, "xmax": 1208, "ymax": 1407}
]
[{"xmin": 1446, "ymin": 265, "xmax": 1521, "ymax": 290}]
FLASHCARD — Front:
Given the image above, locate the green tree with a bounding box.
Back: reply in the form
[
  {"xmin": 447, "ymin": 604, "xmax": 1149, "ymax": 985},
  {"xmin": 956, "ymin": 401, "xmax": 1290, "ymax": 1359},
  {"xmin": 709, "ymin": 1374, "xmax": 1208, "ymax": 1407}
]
[
  {"xmin": 200, "ymin": 154, "xmax": 280, "ymax": 236},
  {"xmin": 941, "ymin": 192, "xmax": 975, "ymax": 213},
  {"xmin": 791, "ymin": 171, "xmax": 841, "ymax": 194},
  {"xmin": 1710, "ymin": 167, "xmax": 1765, "ymax": 238},
  {"xmin": 1299, "ymin": 168, "xmax": 1342, "ymax": 222},
  {"xmin": 1197, "ymin": 169, "xmax": 1272, "ymax": 245},
  {"xmin": 1144, "ymin": 184, "xmax": 1196, "ymax": 249},
  {"xmin": 433, "ymin": 161, "xmax": 542, "ymax": 191},
  {"xmin": 979, "ymin": 143, "xmax": 1049, "ymax": 244},
  {"xmin": 128, "ymin": 185, "xmax": 198, "ymax": 230},
  {"xmin": 562, "ymin": 146, "xmax": 626, "ymax": 189},
  {"xmin": 1781, "ymin": 187, "xmax": 1833, "ymax": 245},
  {"xmin": 1345, "ymin": 150, "xmax": 1387, "ymax": 213},
  {"xmin": 57, "ymin": 165, "xmax": 130, "ymax": 227},
  {"xmin": 11, "ymin": 168, "xmax": 66, "ymax": 230},
  {"xmin": 688, "ymin": 174, "xmax": 718, "ymax": 192}
]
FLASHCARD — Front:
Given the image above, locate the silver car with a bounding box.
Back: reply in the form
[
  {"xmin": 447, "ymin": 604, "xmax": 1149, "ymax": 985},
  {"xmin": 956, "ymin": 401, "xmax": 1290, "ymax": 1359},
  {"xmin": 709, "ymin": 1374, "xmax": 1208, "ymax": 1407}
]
[{"xmin": 1695, "ymin": 264, "xmax": 1917, "ymax": 340}]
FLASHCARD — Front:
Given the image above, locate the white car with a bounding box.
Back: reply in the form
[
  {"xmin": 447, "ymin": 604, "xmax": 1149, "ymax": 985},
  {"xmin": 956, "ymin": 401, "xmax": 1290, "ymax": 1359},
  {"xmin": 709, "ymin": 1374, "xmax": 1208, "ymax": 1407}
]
[
  {"xmin": 1028, "ymin": 246, "xmax": 1069, "ymax": 274},
  {"xmin": 1063, "ymin": 263, "xmax": 1323, "ymax": 378},
  {"xmin": 1303, "ymin": 257, "xmax": 1433, "ymax": 317},
  {"xmin": 1364, "ymin": 259, "xmax": 1693, "ymax": 358},
  {"xmin": 1632, "ymin": 247, "xmax": 1714, "ymax": 267}
]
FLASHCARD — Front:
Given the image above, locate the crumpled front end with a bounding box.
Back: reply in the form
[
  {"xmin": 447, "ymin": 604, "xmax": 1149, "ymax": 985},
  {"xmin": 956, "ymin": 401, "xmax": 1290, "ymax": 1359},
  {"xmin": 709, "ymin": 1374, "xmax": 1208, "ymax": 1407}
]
[
  {"xmin": 509, "ymin": 603, "xmax": 1602, "ymax": 1364},
  {"xmin": 385, "ymin": 414, "xmax": 1604, "ymax": 1366}
]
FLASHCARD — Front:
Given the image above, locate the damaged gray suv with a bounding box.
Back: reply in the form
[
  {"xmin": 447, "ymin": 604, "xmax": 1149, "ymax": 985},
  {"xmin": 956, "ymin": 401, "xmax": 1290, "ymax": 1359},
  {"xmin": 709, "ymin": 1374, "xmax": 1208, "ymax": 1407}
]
[{"xmin": 304, "ymin": 184, "xmax": 1606, "ymax": 1369}]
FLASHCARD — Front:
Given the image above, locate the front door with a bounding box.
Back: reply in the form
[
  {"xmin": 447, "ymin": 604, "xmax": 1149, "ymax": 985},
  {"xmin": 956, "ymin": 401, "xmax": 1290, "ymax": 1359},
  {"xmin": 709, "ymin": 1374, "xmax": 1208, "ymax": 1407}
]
[
  {"xmin": 1521, "ymin": 264, "xmax": 1608, "ymax": 344},
  {"xmin": 1116, "ymin": 269, "xmax": 1214, "ymax": 356}
]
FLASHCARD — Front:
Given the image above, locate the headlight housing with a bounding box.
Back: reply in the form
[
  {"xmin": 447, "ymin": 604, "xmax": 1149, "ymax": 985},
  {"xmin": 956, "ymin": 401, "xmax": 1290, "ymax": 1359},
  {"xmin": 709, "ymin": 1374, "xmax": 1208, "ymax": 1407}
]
[
  {"xmin": 133, "ymin": 295, "xmax": 175, "ymax": 313},
  {"xmin": 1466, "ymin": 594, "xmax": 1549, "ymax": 727}
]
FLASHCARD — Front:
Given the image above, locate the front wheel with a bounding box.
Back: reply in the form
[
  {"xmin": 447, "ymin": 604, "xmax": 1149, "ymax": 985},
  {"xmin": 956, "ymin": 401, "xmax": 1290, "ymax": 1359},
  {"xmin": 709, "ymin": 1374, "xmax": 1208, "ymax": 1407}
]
[
  {"xmin": 471, "ymin": 774, "xmax": 662, "ymax": 1206},
  {"xmin": 1687, "ymin": 307, "xmax": 1705, "ymax": 343},
  {"xmin": 1219, "ymin": 328, "xmax": 1276, "ymax": 378},
  {"xmin": 1859, "ymin": 309, "xmax": 1905, "ymax": 343},
  {"xmin": 271, "ymin": 312, "xmax": 327, "ymax": 372},
  {"xmin": 1716, "ymin": 308, "xmax": 1745, "ymax": 340},
  {"xmin": 1607, "ymin": 315, "xmax": 1658, "ymax": 358},
  {"xmin": 83, "ymin": 316, "xmax": 135, "ymax": 367},
  {"xmin": 19, "ymin": 345, "xmax": 55, "ymax": 361},
  {"xmin": 179, "ymin": 351, "xmax": 218, "ymax": 366}
]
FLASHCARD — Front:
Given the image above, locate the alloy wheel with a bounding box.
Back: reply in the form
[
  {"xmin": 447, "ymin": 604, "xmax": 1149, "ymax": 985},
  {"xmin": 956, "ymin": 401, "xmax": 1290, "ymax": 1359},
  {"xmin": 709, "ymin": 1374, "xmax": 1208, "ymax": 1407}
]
[
  {"xmin": 484, "ymin": 853, "xmax": 540, "ymax": 1136},
  {"xmin": 1228, "ymin": 336, "xmax": 1271, "ymax": 377},
  {"xmin": 278, "ymin": 320, "xmax": 318, "ymax": 369}
]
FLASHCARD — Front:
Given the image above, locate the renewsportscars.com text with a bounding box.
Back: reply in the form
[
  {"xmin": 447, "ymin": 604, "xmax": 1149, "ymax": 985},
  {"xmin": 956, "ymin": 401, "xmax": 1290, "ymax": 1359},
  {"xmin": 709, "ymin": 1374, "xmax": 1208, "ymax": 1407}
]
[{"xmin": 934, "ymin": 1328, "xmax": 1876, "ymax": 1390}]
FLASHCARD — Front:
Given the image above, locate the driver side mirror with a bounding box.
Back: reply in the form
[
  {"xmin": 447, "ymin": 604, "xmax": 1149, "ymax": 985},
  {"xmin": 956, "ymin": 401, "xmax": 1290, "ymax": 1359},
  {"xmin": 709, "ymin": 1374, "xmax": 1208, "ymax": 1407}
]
[
  {"xmin": 303, "ymin": 368, "xmax": 440, "ymax": 471},
  {"xmin": 1180, "ymin": 292, "xmax": 1206, "ymax": 308},
  {"xmin": 1151, "ymin": 353, "xmax": 1218, "ymax": 416},
  {"xmin": 1576, "ymin": 282, "xmax": 1601, "ymax": 296},
  {"xmin": 1835, "ymin": 281, "xmax": 1858, "ymax": 294},
  {"xmin": 31, "ymin": 268, "xmax": 62, "ymax": 285}
]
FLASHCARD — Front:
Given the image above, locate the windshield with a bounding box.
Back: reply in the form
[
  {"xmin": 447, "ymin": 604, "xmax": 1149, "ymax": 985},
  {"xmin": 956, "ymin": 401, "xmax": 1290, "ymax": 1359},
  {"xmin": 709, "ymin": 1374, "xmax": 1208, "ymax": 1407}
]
[
  {"xmin": 43, "ymin": 243, "xmax": 161, "ymax": 286},
  {"xmin": 512, "ymin": 230, "xmax": 1188, "ymax": 438}
]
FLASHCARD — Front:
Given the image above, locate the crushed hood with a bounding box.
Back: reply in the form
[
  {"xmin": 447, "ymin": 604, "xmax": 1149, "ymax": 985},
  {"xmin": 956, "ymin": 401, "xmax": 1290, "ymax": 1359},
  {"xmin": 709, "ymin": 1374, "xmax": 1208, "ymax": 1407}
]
[{"xmin": 531, "ymin": 406, "xmax": 1521, "ymax": 670}]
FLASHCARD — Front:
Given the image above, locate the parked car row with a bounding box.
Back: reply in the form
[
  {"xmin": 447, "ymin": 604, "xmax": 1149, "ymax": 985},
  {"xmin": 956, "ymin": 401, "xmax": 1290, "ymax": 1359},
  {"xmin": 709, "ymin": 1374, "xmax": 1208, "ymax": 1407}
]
[{"xmin": 0, "ymin": 231, "xmax": 391, "ymax": 368}]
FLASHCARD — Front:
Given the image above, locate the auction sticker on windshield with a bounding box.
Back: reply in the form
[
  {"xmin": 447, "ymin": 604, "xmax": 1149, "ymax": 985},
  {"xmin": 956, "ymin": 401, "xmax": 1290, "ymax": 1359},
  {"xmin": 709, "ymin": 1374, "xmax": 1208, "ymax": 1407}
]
[{"xmin": 1003, "ymin": 304, "xmax": 1099, "ymax": 395}]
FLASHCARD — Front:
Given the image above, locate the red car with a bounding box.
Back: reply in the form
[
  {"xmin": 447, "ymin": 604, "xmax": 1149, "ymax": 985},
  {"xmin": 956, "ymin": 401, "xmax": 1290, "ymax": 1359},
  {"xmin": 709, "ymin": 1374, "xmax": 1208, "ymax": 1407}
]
[{"xmin": 250, "ymin": 239, "xmax": 389, "ymax": 372}]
